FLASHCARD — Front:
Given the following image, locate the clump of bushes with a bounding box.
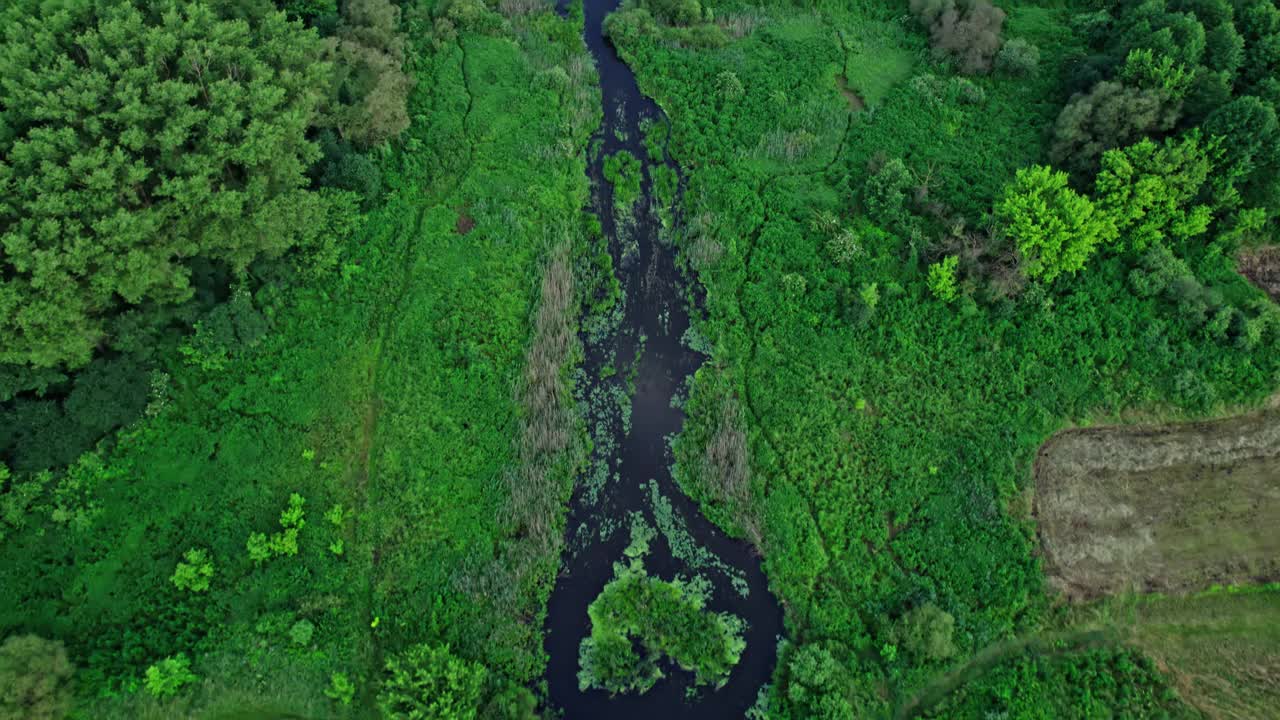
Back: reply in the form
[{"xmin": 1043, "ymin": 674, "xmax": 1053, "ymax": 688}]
[
  {"xmin": 910, "ymin": 0, "xmax": 1007, "ymax": 74},
  {"xmin": 577, "ymin": 518, "xmax": 746, "ymax": 694},
  {"xmin": 0, "ymin": 635, "xmax": 74, "ymax": 720},
  {"xmin": 246, "ymin": 493, "xmax": 307, "ymax": 564}
]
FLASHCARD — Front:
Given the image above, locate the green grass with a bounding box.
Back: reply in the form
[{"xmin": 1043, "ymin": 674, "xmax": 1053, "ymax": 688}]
[
  {"xmin": 1076, "ymin": 587, "xmax": 1280, "ymax": 719},
  {"xmin": 841, "ymin": 22, "xmax": 918, "ymax": 107}
]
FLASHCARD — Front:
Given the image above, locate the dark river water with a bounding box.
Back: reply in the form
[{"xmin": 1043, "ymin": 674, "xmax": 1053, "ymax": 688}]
[{"xmin": 543, "ymin": 1, "xmax": 783, "ymax": 717}]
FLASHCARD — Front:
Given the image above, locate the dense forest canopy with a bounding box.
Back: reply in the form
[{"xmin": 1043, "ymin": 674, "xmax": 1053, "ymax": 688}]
[
  {"xmin": 0, "ymin": 0, "xmax": 337, "ymax": 368},
  {"xmin": 1, "ymin": 0, "xmax": 1278, "ymax": 718}
]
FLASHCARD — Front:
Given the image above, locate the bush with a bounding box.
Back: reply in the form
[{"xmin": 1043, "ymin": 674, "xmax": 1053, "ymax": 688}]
[
  {"xmin": 996, "ymin": 37, "xmax": 1040, "ymax": 76},
  {"xmin": 144, "ymin": 654, "xmax": 197, "ymax": 698},
  {"xmin": 0, "ymin": 635, "xmax": 74, "ymax": 720},
  {"xmin": 378, "ymin": 644, "xmax": 486, "ymax": 720},
  {"xmin": 910, "ymin": 0, "xmax": 1007, "ymax": 74}
]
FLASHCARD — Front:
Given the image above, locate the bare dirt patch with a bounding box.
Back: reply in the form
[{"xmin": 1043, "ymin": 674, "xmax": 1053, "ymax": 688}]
[
  {"xmin": 1034, "ymin": 411, "xmax": 1280, "ymax": 600},
  {"xmin": 1238, "ymin": 245, "xmax": 1280, "ymax": 301},
  {"xmin": 455, "ymin": 206, "xmax": 476, "ymax": 235},
  {"xmin": 836, "ymin": 74, "xmax": 866, "ymax": 111}
]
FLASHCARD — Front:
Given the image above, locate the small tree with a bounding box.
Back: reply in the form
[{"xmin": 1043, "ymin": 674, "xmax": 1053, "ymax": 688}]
[
  {"xmin": 1048, "ymin": 81, "xmax": 1182, "ymax": 180},
  {"xmin": 996, "ymin": 165, "xmax": 1117, "ymax": 281},
  {"xmin": 1094, "ymin": 134, "xmax": 1215, "ymax": 252},
  {"xmin": 378, "ymin": 644, "xmax": 486, "ymax": 720},
  {"xmin": 895, "ymin": 603, "xmax": 958, "ymax": 661},
  {"xmin": 910, "ymin": 0, "xmax": 1007, "ymax": 74},
  {"xmin": 928, "ymin": 256, "xmax": 961, "ymax": 302},
  {"xmin": 144, "ymin": 654, "xmax": 197, "ymax": 698},
  {"xmin": 171, "ymin": 548, "xmax": 215, "ymax": 593},
  {"xmin": 996, "ymin": 37, "xmax": 1039, "ymax": 75},
  {"xmin": 0, "ymin": 635, "xmax": 74, "ymax": 720},
  {"xmin": 863, "ymin": 159, "xmax": 917, "ymax": 232},
  {"xmin": 827, "ymin": 228, "xmax": 865, "ymax": 265},
  {"xmin": 325, "ymin": 0, "xmax": 413, "ymax": 147}
]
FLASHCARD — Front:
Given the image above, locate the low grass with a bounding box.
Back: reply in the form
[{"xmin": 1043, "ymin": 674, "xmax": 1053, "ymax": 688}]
[
  {"xmin": 841, "ymin": 22, "xmax": 917, "ymax": 108},
  {"xmin": 1065, "ymin": 587, "xmax": 1280, "ymax": 720}
]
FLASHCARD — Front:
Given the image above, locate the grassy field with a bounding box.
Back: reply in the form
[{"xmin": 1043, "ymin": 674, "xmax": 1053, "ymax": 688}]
[{"xmin": 1124, "ymin": 589, "xmax": 1280, "ymax": 719}]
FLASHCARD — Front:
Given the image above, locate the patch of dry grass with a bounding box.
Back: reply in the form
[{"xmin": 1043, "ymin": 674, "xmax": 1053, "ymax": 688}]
[{"xmin": 1035, "ymin": 410, "xmax": 1280, "ymax": 600}]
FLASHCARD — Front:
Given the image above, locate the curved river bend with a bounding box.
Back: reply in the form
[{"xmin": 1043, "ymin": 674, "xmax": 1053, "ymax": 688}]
[{"xmin": 543, "ymin": 1, "xmax": 783, "ymax": 717}]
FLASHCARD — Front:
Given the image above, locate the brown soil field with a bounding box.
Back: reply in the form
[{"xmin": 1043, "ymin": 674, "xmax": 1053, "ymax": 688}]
[
  {"xmin": 1034, "ymin": 410, "xmax": 1280, "ymax": 600},
  {"xmin": 1238, "ymin": 245, "xmax": 1280, "ymax": 301}
]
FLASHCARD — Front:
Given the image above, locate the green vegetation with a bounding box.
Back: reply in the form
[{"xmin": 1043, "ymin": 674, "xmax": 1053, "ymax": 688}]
[
  {"xmin": 612, "ymin": 0, "xmax": 1280, "ymax": 715},
  {"xmin": 603, "ymin": 150, "xmax": 644, "ymax": 213},
  {"xmin": 1, "ymin": 0, "xmax": 597, "ymax": 716},
  {"xmin": 3, "ymin": 0, "xmax": 1278, "ymax": 716},
  {"xmin": 578, "ymin": 518, "xmax": 746, "ymax": 695},
  {"xmin": 924, "ymin": 646, "xmax": 1193, "ymax": 719}
]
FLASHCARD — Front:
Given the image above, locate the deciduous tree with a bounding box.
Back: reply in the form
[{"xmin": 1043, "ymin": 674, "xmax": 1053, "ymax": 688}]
[
  {"xmin": 996, "ymin": 165, "xmax": 1117, "ymax": 281},
  {"xmin": 0, "ymin": 0, "xmax": 334, "ymax": 369},
  {"xmin": 0, "ymin": 635, "xmax": 73, "ymax": 720}
]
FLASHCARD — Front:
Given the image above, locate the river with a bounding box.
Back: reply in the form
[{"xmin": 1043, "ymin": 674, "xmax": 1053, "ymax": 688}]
[{"xmin": 542, "ymin": 1, "xmax": 783, "ymax": 717}]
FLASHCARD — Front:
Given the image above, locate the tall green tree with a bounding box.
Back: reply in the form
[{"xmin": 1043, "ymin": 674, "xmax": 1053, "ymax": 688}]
[
  {"xmin": 324, "ymin": 0, "xmax": 413, "ymax": 147},
  {"xmin": 1204, "ymin": 95, "xmax": 1280, "ymax": 210},
  {"xmin": 1094, "ymin": 134, "xmax": 1216, "ymax": 252},
  {"xmin": 996, "ymin": 165, "xmax": 1117, "ymax": 281},
  {"xmin": 0, "ymin": 0, "xmax": 335, "ymax": 368},
  {"xmin": 0, "ymin": 635, "xmax": 74, "ymax": 720}
]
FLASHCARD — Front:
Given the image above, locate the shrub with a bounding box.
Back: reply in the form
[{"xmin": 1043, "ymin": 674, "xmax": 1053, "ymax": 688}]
[
  {"xmin": 0, "ymin": 635, "xmax": 74, "ymax": 720},
  {"xmin": 910, "ymin": 0, "xmax": 1007, "ymax": 74},
  {"xmin": 996, "ymin": 37, "xmax": 1040, "ymax": 75},
  {"xmin": 144, "ymin": 654, "xmax": 197, "ymax": 698},
  {"xmin": 378, "ymin": 644, "xmax": 486, "ymax": 720},
  {"xmin": 171, "ymin": 548, "xmax": 215, "ymax": 593}
]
